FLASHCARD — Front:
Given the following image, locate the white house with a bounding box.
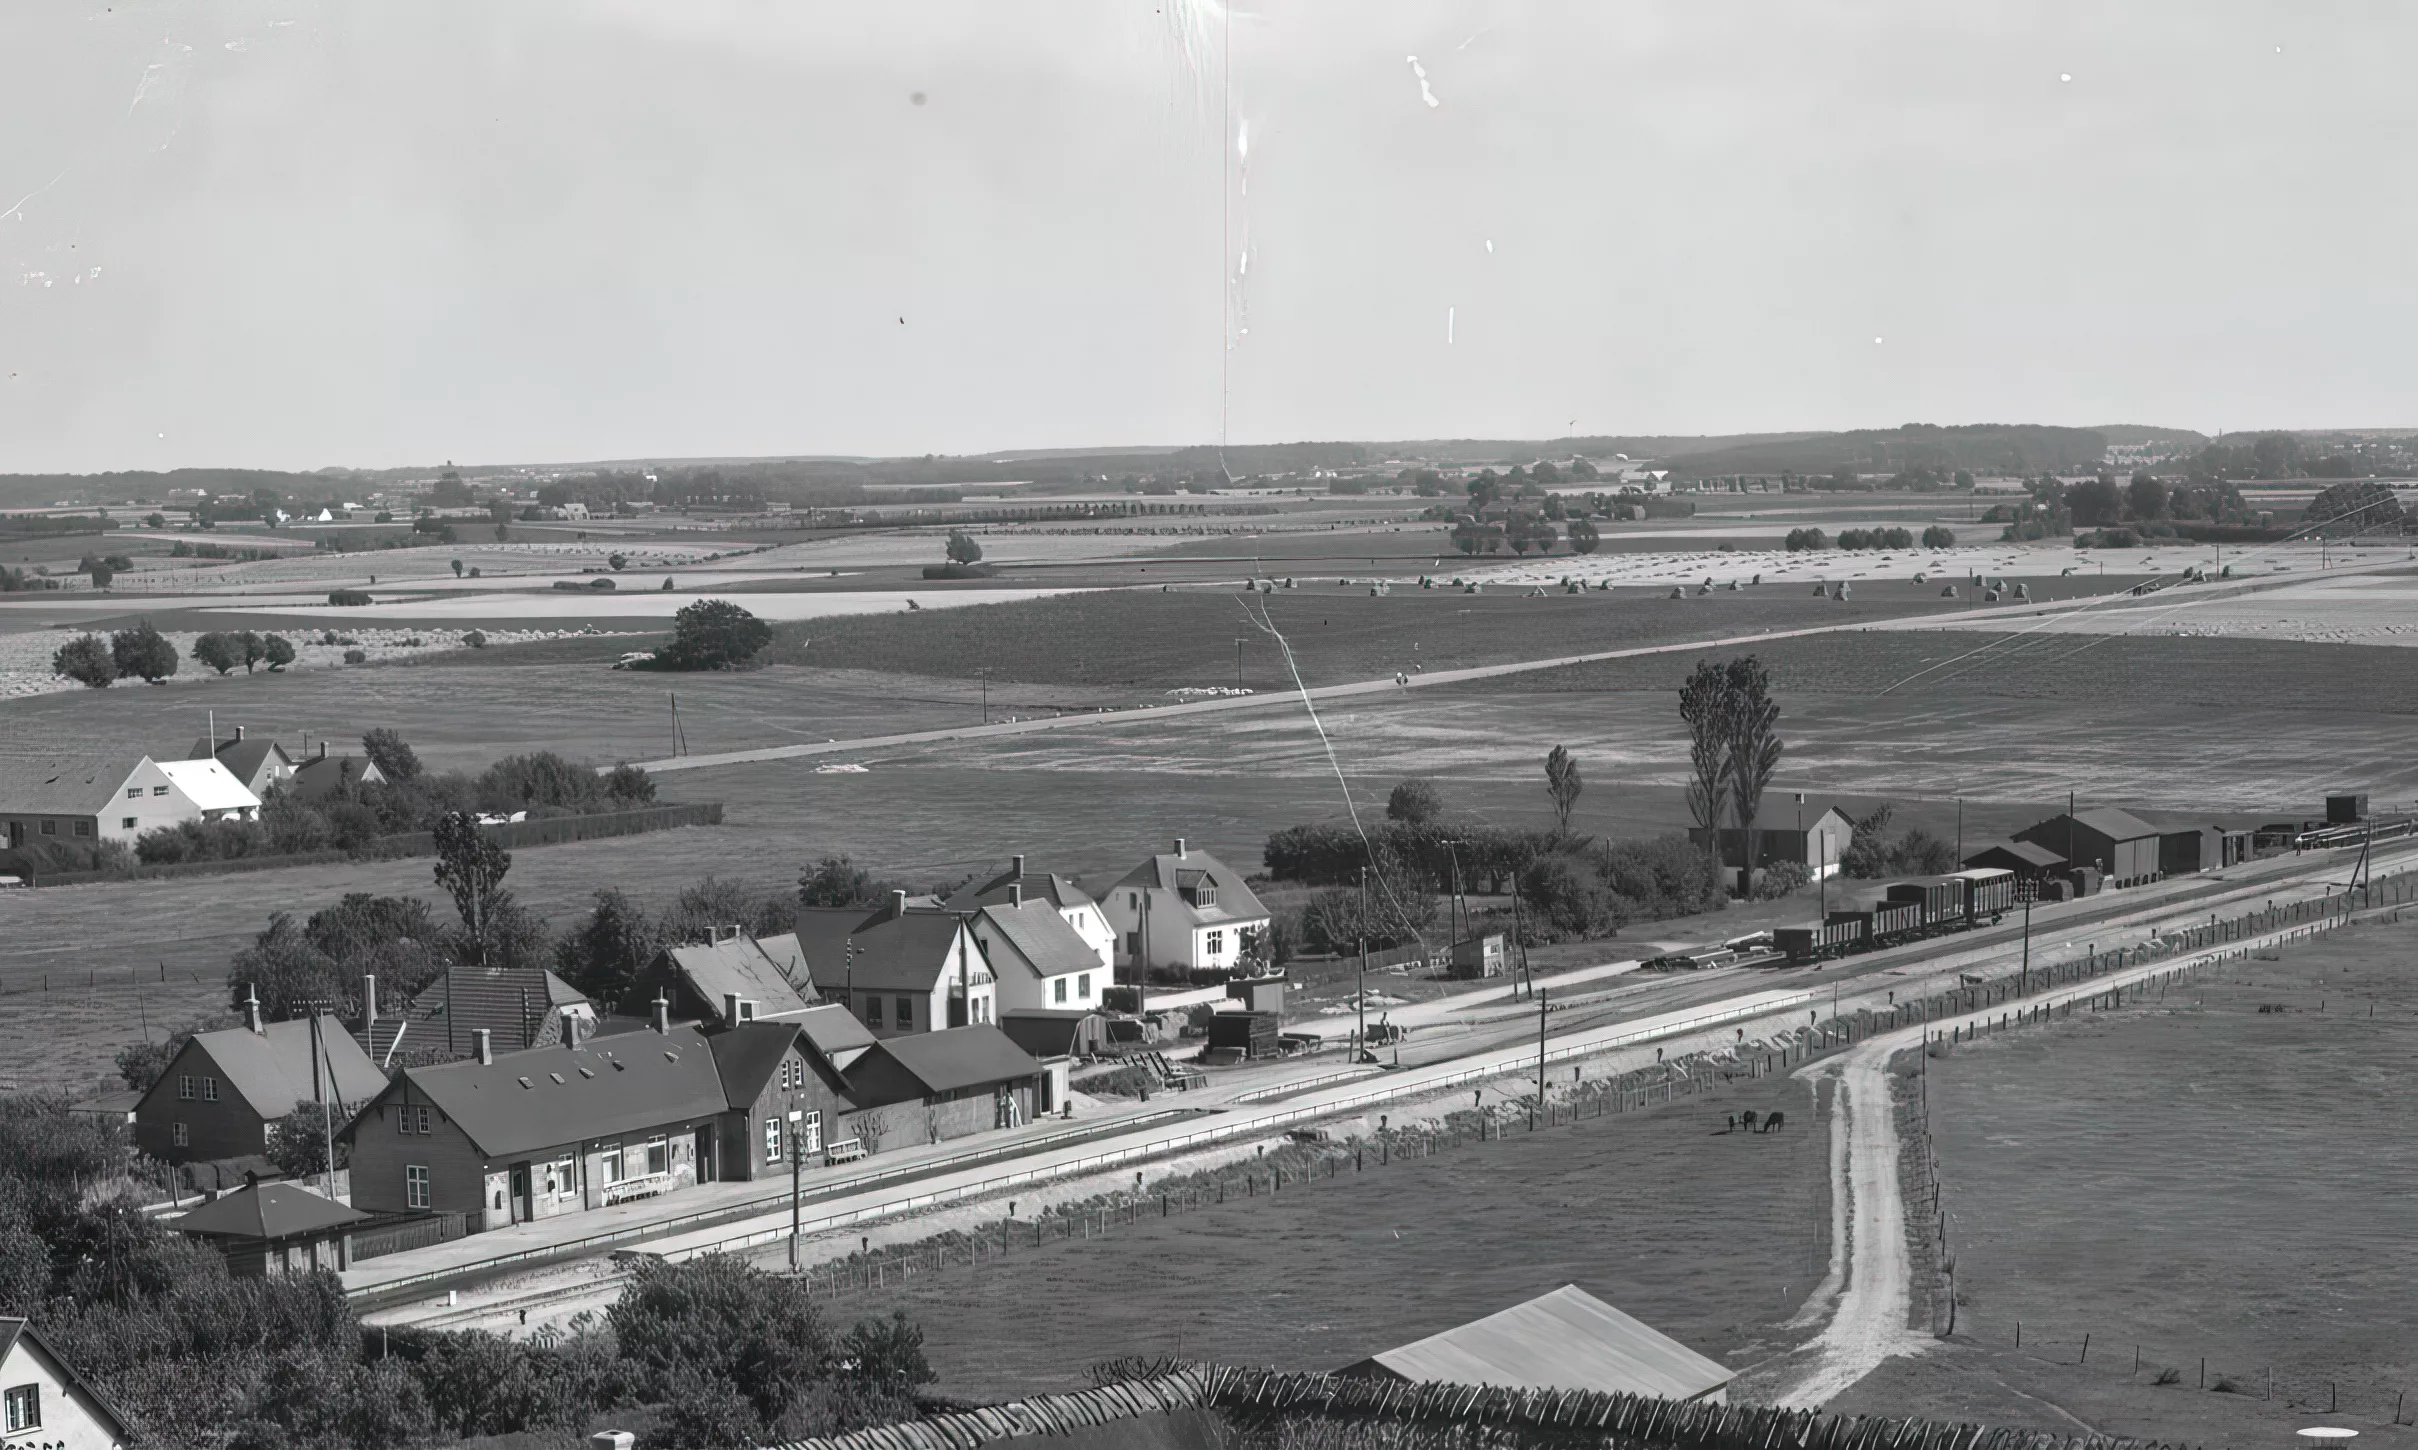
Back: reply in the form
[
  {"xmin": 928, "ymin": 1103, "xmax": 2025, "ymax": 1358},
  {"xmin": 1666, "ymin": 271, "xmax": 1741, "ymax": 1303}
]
[
  {"xmin": 966, "ymin": 895, "xmax": 1105, "ymax": 1014},
  {"xmin": 0, "ymin": 754, "xmax": 260, "ymax": 851},
  {"xmin": 187, "ymin": 726, "xmax": 295, "ymax": 799},
  {"xmin": 946, "ymin": 855, "xmax": 1115, "ymax": 970},
  {"xmin": 0, "ymin": 1318, "xmax": 132, "ymax": 1450},
  {"xmin": 1102, "ymin": 838, "xmax": 1272, "ymax": 976}
]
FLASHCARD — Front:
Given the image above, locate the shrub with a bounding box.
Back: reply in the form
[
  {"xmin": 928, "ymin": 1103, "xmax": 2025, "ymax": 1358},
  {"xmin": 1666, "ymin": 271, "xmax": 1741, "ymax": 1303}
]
[
  {"xmin": 589, "ymin": 577, "xmax": 615, "ymax": 591},
  {"xmin": 328, "ymin": 589, "xmax": 371, "ymax": 606},
  {"xmin": 604, "ymin": 762, "xmax": 656, "ymax": 805},
  {"xmin": 1753, "ymin": 859, "xmax": 1811, "ymax": 900},
  {"xmin": 478, "ymin": 751, "xmax": 602, "ymax": 813},
  {"xmin": 1566, "ymin": 517, "xmax": 1600, "ymax": 553},
  {"xmin": 1921, "ymin": 525, "xmax": 1956, "ymax": 548},
  {"xmin": 1784, "ymin": 527, "xmax": 1828, "ymax": 551},
  {"xmin": 1519, "ymin": 852, "xmax": 1623, "ymax": 941},
  {"xmin": 342, "ymin": 648, "xmax": 367, "ymax": 664},
  {"xmin": 944, "ymin": 530, "xmax": 983, "ymax": 565},
  {"xmin": 463, "ymin": 630, "xmax": 487, "ymax": 648},
  {"xmin": 652, "ymin": 599, "xmax": 772, "ymax": 671},
  {"xmin": 1385, "ymin": 778, "xmax": 1443, "ymax": 825},
  {"xmin": 52, "ymin": 633, "xmax": 118, "ymax": 688}
]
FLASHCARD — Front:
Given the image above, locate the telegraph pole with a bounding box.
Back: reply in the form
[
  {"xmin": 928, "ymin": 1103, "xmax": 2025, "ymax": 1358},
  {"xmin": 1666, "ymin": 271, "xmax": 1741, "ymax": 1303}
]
[
  {"xmin": 1356, "ymin": 866, "xmax": 1369, "ymax": 1062},
  {"xmin": 1535, "ymin": 989, "xmax": 1549, "ymax": 1121},
  {"xmin": 1234, "ymin": 638, "xmax": 1245, "ymax": 690},
  {"xmin": 788, "ymin": 1113, "xmax": 803, "ymax": 1270}
]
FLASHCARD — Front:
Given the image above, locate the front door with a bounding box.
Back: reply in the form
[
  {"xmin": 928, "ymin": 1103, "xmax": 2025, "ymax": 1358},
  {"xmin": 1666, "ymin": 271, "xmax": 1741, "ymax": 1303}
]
[
  {"xmin": 509, "ymin": 1163, "xmax": 532, "ymax": 1223},
  {"xmin": 693, "ymin": 1126, "xmax": 715, "ymax": 1183}
]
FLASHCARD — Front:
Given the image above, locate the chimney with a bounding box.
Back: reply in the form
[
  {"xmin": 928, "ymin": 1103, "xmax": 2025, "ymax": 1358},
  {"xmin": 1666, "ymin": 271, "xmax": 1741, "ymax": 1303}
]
[
  {"xmin": 724, "ymin": 992, "xmax": 743, "ymax": 1025},
  {"xmin": 1174, "ymin": 837, "xmax": 1188, "ymax": 859},
  {"xmin": 1010, "ymin": 853, "xmax": 1026, "ymax": 879},
  {"xmin": 890, "ymin": 889, "xmax": 908, "ymax": 917},
  {"xmin": 317, "ymin": 740, "xmax": 328, "ymax": 761},
  {"xmin": 562, "ymin": 1007, "xmax": 583, "ymax": 1049},
  {"xmin": 1008, "ymin": 882, "xmax": 1024, "ymax": 907},
  {"xmin": 242, "ymin": 985, "xmax": 263, "ymax": 1034},
  {"xmin": 473, "ymin": 1028, "xmax": 493, "ymax": 1065},
  {"xmin": 362, "ymin": 974, "xmax": 377, "ymax": 1037},
  {"xmin": 234, "ymin": 724, "xmax": 245, "ymax": 742},
  {"xmin": 652, "ymin": 993, "xmax": 671, "ymax": 1035}
]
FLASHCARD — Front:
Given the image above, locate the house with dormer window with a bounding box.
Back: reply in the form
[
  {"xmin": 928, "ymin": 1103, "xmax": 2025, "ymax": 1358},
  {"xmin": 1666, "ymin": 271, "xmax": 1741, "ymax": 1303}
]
[{"xmin": 1101, "ymin": 837, "xmax": 1271, "ymax": 976}]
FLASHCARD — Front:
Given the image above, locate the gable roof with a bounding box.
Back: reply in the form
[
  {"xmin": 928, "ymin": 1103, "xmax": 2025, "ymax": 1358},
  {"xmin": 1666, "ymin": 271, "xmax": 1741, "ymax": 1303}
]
[
  {"xmin": 853, "ymin": 1025, "xmax": 1039, "ymax": 1097},
  {"xmin": 946, "ymin": 861, "xmax": 1099, "ymax": 914},
  {"xmin": 792, "ymin": 1002, "xmax": 877, "ymax": 1063},
  {"xmin": 364, "ymin": 967, "xmax": 590, "ymax": 1059},
  {"xmin": 659, "ymin": 933, "xmax": 817, "ymax": 1021},
  {"xmin": 796, "ymin": 905, "xmax": 971, "ymax": 994},
  {"xmin": 189, "ymin": 734, "xmax": 292, "ymax": 787},
  {"xmin": 2021, "ymin": 807, "xmax": 2158, "ymax": 844},
  {"xmin": 972, "ymin": 899, "xmax": 1101, "ymax": 979},
  {"xmin": 155, "ymin": 758, "xmax": 263, "ymax": 813},
  {"xmin": 0, "ymin": 752, "xmax": 139, "ymax": 815},
  {"xmin": 704, "ymin": 1020, "xmax": 847, "ymax": 1105},
  {"xmin": 382, "ymin": 1025, "xmax": 731, "ymax": 1159},
  {"xmin": 173, "ymin": 1181, "xmax": 368, "ymax": 1241},
  {"xmin": 0, "ymin": 1318, "xmax": 134, "ymax": 1443},
  {"xmin": 159, "ymin": 1016, "xmax": 389, "ymax": 1121},
  {"xmin": 1965, "ymin": 839, "xmax": 2065, "ymax": 869},
  {"xmin": 287, "ymin": 751, "xmax": 386, "ymax": 800},
  {"xmin": 1112, "ymin": 845, "xmax": 1270, "ymax": 926},
  {"xmin": 1347, "ymin": 1286, "xmax": 1732, "ymax": 1402}
]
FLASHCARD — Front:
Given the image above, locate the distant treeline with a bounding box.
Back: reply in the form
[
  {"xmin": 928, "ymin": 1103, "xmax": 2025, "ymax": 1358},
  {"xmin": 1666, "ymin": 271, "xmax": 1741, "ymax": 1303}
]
[{"xmin": 1668, "ymin": 424, "xmax": 2113, "ymax": 480}]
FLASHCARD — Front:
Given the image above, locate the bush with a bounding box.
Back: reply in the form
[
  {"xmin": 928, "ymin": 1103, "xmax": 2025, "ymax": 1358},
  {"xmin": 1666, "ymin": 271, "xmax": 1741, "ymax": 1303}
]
[
  {"xmin": 111, "ymin": 621, "xmax": 179, "ymax": 683},
  {"xmin": 52, "ymin": 633, "xmax": 117, "ymax": 688},
  {"xmin": 463, "ymin": 630, "xmax": 487, "ymax": 648},
  {"xmin": 1518, "ymin": 853, "xmax": 1623, "ymax": 941},
  {"xmin": 651, "ymin": 599, "xmax": 772, "ymax": 671},
  {"xmin": 1783, "ymin": 527, "xmax": 1828, "ymax": 552},
  {"xmin": 478, "ymin": 751, "xmax": 603, "ymax": 813},
  {"xmin": 263, "ymin": 634, "xmax": 296, "ymax": 671},
  {"xmin": 1385, "ymin": 778, "xmax": 1442, "ymax": 825},
  {"xmin": 1753, "ymin": 859, "xmax": 1810, "ymax": 900},
  {"xmin": 327, "ymin": 589, "xmax": 371, "ymax": 606},
  {"xmin": 342, "ymin": 648, "xmax": 367, "ymax": 664},
  {"xmin": 944, "ymin": 530, "xmax": 983, "ymax": 565},
  {"xmin": 192, "ymin": 632, "xmax": 243, "ymax": 674},
  {"xmin": 605, "ymin": 762, "xmax": 657, "ymax": 805},
  {"xmin": 1921, "ymin": 525, "xmax": 1956, "ymax": 548},
  {"xmin": 590, "ymin": 576, "xmax": 615, "ymax": 591}
]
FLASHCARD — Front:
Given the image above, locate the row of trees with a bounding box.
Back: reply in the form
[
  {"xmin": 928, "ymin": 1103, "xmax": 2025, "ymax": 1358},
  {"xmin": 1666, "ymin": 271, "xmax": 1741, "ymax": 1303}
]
[
  {"xmin": 1784, "ymin": 525, "xmax": 1953, "ymax": 552},
  {"xmin": 50, "ymin": 621, "xmax": 181, "ymax": 686},
  {"xmin": 1679, "ymin": 657, "xmax": 1785, "ymax": 893}
]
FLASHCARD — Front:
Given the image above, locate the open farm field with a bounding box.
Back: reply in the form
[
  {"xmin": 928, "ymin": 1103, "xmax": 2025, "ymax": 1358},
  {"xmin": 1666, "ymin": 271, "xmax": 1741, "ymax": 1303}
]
[
  {"xmin": 1893, "ymin": 568, "xmax": 2418, "ymax": 649},
  {"xmin": 1830, "ymin": 913, "xmax": 2418, "ymax": 1445},
  {"xmin": 816, "ymin": 1075, "xmax": 1825, "ymax": 1402}
]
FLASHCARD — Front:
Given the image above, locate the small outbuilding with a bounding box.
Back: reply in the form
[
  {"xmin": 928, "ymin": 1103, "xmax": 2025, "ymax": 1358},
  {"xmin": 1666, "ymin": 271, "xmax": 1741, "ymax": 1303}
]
[
  {"xmin": 1338, "ymin": 1285, "xmax": 1733, "ymax": 1404},
  {"xmin": 172, "ymin": 1181, "xmax": 368, "ymax": 1278},
  {"xmin": 842, "ymin": 1025, "xmax": 1042, "ymax": 1148},
  {"xmin": 1961, "ymin": 839, "xmax": 2066, "ymax": 883}
]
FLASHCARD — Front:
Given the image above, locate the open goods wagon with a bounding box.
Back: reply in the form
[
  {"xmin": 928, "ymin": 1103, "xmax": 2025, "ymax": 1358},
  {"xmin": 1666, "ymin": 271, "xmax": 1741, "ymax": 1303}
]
[{"xmin": 1773, "ymin": 866, "xmax": 2017, "ymax": 964}]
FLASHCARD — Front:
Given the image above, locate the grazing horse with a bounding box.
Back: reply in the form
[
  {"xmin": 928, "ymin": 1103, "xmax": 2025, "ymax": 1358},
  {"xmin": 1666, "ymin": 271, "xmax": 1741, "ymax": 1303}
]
[
  {"xmin": 1759, "ymin": 1111, "xmax": 1787, "ymax": 1133},
  {"xmin": 1739, "ymin": 1110, "xmax": 1759, "ymax": 1133}
]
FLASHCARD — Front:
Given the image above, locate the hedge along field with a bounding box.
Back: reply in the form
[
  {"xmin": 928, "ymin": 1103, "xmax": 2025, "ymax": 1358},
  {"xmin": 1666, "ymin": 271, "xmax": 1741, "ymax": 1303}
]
[
  {"xmin": 810, "ymin": 1074, "xmax": 1827, "ymax": 1404},
  {"xmin": 1831, "ymin": 912, "xmax": 2418, "ymax": 1445}
]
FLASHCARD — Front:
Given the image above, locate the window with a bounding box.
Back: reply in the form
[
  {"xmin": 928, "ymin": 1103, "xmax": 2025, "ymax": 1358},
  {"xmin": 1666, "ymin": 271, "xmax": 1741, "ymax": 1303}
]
[
  {"xmin": 396, "ymin": 1103, "xmax": 409, "ymax": 1133},
  {"xmin": 863, "ymin": 996, "xmax": 883, "ymax": 1028},
  {"xmin": 414, "ymin": 1106, "xmax": 431, "ymax": 1135},
  {"xmin": 406, "ymin": 1165, "xmax": 430, "ymax": 1208},
  {"xmin": 123, "ymin": 817, "xmax": 138, "ymax": 830},
  {"xmin": 152, "ymin": 785, "xmax": 169, "ymax": 796},
  {"xmin": 1206, "ymin": 930, "xmax": 1224, "ymax": 957},
  {"xmin": 764, "ymin": 1116, "xmax": 783, "ymax": 1163},
  {"xmin": 551, "ymin": 1156, "xmax": 576, "ymax": 1197},
  {"xmin": 172, "ymin": 1122, "xmax": 189, "ymax": 1148},
  {"xmin": 645, "ymin": 1136, "xmax": 669, "ymax": 1176},
  {"xmin": 1078, "ymin": 972, "xmax": 1091, "ymax": 998},
  {"xmin": 126, "ymin": 786, "xmax": 143, "ymax": 800},
  {"xmin": 600, "ymin": 1145, "xmax": 625, "ymax": 1184},
  {"xmin": 38, "ymin": 820, "xmax": 54, "ymax": 836},
  {"xmin": 1053, "ymin": 977, "xmax": 1067, "ymax": 1004},
  {"xmin": 179, "ymin": 1074, "xmax": 196, "ymax": 1101},
  {"xmin": 737, "ymin": 1001, "xmax": 755, "ymax": 1022},
  {"xmin": 1128, "ymin": 892, "xmax": 1138, "ymax": 909},
  {"xmin": 73, "ymin": 820, "xmax": 92, "ymax": 837},
  {"xmin": 5, "ymin": 1383, "xmax": 39, "ymax": 1433},
  {"xmin": 799, "ymin": 1110, "xmax": 822, "ymax": 1154},
  {"xmin": 1124, "ymin": 930, "xmax": 1140, "ymax": 958},
  {"xmin": 201, "ymin": 1076, "xmax": 218, "ymax": 1102},
  {"xmin": 894, "ymin": 996, "xmax": 914, "ymax": 1030}
]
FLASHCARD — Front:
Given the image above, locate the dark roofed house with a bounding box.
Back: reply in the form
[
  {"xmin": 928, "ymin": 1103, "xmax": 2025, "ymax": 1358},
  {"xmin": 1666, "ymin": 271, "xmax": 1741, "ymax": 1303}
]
[
  {"xmin": 705, "ymin": 1020, "xmax": 857, "ymax": 1178},
  {"xmin": 843, "ymin": 1025, "xmax": 1041, "ymax": 1149},
  {"xmin": 633, "ymin": 928, "xmax": 819, "ymax": 1025},
  {"xmin": 361, "ymin": 966, "xmax": 594, "ymax": 1066},
  {"xmin": 134, "ymin": 1003, "xmax": 388, "ymax": 1165},
  {"xmin": 946, "ymin": 853, "xmax": 1116, "ymax": 969},
  {"xmin": 2015, "ymin": 807, "xmax": 2162, "ymax": 887},
  {"xmin": 1962, "ymin": 839, "xmax": 2067, "ymax": 881},
  {"xmin": 1339, "ymin": 1285, "xmax": 1734, "ymax": 1404},
  {"xmin": 284, "ymin": 740, "xmax": 389, "ymax": 803},
  {"xmin": 0, "ymin": 1317, "xmax": 134, "ymax": 1450},
  {"xmin": 791, "ymin": 1001, "xmax": 878, "ymax": 1072},
  {"xmin": 797, "ymin": 898, "xmax": 993, "ymax": 1038},
  {"xmin": 173, "ymin": 1181, "xmax": 368, "ymax": 1278},
  {"xmin": 189, "ymin": 726, "xmax": 296, "ymax": 799}
]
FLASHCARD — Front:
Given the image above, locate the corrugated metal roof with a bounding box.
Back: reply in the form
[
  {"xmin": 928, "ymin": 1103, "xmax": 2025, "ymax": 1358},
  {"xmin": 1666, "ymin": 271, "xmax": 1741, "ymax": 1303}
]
[
  {"xmin": 1349, "ymin": 1286, "xmax": 1732, "ymax": 1402},
  {"xmin": 394, "ymin": 1025, "xmax": 730, "ymax": 1158},
  {"xmin": 173, "ymin": 1181, "xmax": 367, "ymax": 1241}
]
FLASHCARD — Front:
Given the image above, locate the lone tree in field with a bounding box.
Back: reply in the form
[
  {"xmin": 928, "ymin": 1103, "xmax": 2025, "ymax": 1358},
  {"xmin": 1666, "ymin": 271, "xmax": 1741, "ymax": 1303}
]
[
  {"xmin": 1721, "ymin": 656, "xmax": 1785, "ymax": 893},
  {"xmin": 433, "ymin": 811, "xmax": 512, "ymax": 965},
  {"xmin": 362, "ymin": 727, "xmax": 422, "ymax": 782},
  {"xmin": 944, "ymin": 530, "xmax": 983, "ymax": 565},
  {"xmin": 52, "ymin": 634, "xmax": 117, "ymax": 688},
  {"xmin": 1386, "ymin": 777, "xmax": 1443, "ymax": 825},
  {"xmin": 1920, "ymin": 525, "xmax": 1956, "ymax": 549},
  {"xmin": 658, "ymin": 598, "xmax": 773, "ymax": 670},
  {"xmin": 1543, "ymin": 746, "xmax": 1582, "ymax": 834},
  {"xmin": 1567, "ymin": 517, "xmax": 1600, "ymax": 554},
  {"xmin": 110, "ymin": 621, "xmax": 179, "ymax": 683},
  {"xmin": 262, "ymin": 634, "xmax": 296, "ymax": 671},
  {"xmin": 191, "ymin": 631, "xmax": 242, "ymax": 675},
  {"xmin": 1678, "ymin": 661, "xmax": 1733, "ymax": 858}
]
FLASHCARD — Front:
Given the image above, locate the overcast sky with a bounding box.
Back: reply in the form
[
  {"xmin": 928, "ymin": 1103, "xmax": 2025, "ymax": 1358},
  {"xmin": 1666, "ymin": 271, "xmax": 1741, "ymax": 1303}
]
[{"xmin": 2, "ymin": 1, "xmax": 2410, "ymax": 473}]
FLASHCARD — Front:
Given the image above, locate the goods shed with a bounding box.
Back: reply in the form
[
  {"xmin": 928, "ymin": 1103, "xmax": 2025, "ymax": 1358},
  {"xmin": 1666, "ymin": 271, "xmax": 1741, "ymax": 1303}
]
[{"xmin": 2014, "ymin": 808, "xmax": 2161, "ymax": 887}]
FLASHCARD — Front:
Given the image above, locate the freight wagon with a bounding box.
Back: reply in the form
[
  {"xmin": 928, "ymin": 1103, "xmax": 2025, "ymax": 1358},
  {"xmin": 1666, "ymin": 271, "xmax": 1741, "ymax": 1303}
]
[{"xmin": 1773, "ymin": 865, "xmax": 2020, "ymax": 963}]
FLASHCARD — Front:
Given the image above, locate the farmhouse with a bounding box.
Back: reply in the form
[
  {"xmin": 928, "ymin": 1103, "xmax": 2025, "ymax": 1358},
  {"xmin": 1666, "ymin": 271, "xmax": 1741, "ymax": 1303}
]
[
  {"xmin": 797, "ymin": 896, "xmax": 995, "ymax": 1036},
  {"xmin": 947, "ymin": 854, "xmax": 1116, "ymax": 968},
  {"xmin": 133, "ymin": 1000, "xmax": 388, "ymax": 1165},
  {"xmin": 841, "ymin": 1025, "xmax": 1044, "ymax": 1148},
  {"xmin": 359, "ymin": 966, "xmax": 595, "ymax": 1065},
  {"xmin": 283, "ymin": 741, "xmax": 388, "ymax": 803},
  {"xmin": 966, "ymin": 894, "xmax": 1105, "ymax": 1015},
  {"xmin": 1101, "ymin": 838, "xmax": 1271, "ymax": 976},
  {"xmin": 0, "ymin": 753, "xmax": 261, "ymax": 851},
  {"xmin": 186, "ymin": 725, "xmax": 295, "ymax": 798},
  {"xmin": 171, "ymin": 1181, "xmax": 368, "ymax": 1278},
  {"xmin": 0, "ymin": 1318, "xmax": 133, "ymax": 1450},
  {"xmin": 2014, "ymin": 808, "xmax": 2161, "ymax": 887},
  {"xmin": 1687, "ymin": 801, "xmax": 1854, "ymax": 881},
  {"xmin": 630, "ymin": 927, "xmax": 819, "ymax": 1024},
  {"xmin": 1338, "ymin": 1285, "xmax": 1733, "ymax": 1404}
]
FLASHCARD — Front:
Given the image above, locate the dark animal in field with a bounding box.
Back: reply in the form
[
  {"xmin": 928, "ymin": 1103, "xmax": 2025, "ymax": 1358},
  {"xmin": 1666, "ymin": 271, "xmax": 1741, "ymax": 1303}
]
[
  {"xmin": 1739, "ymin": 1110, "xmax": 1759, "ymax": 1132},
  {"xmin": 1759, "ymin": 1111, "xmax": 1786, "ymax": 1133}
]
